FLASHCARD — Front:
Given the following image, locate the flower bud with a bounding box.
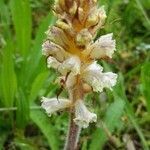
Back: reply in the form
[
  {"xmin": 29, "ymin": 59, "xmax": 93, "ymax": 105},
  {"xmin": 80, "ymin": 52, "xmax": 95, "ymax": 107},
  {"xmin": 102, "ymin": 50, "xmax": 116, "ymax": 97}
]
[
  {"xmin": 69, "ymin": 1, "xmax": 77, "ymax": 16},
  {"xmin": 92, "ymin": 6, "xmax": 107, "ymax": 33},
  {"xmin": 85, "ymin": 7, "xmax": 99, "ymax": 28},
  {"xmin": 56, "ymin": 19, "xmax": 72, "ymax": 31},
  {"xmin": 76, "ymin": 29, "xmax": 92, "ymax": 47},
  {"xmin": 78, "ymin": 7, "xmax": 85, "ymax": 22}
]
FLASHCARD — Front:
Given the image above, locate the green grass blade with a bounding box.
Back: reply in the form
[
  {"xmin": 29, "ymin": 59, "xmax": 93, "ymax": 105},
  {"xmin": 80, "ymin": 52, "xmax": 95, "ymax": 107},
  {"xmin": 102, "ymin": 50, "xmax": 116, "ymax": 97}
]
[
  {"xmin": 141, "ymin": 62, "xmax": 150, "ymax": 113},
  {"xmin": 135, "ymin": 0, "xmax": 150, "ymax": 27},
  {"xmin": 0, "ymin": 0, "xmax": 11, "ymax": 39},
  {"xmin": 30, "ymin": 109, "xmax": 60, "ymax": 150},
  {"xmin": 0, "ymin": 42, "xmax": 17, "ymax": 107},
  {"xmin": 90, "ymin": 98, "xmax": 125, "ymax": 150},
  {"xmin": 24, "ymin": 14, "xmax": 54, "ymax": 87},
  {"xmin": 29, "ymin": 71, "xmax": 49, "ymax": 103},
  {"xmin": 16, "ymin": 89, "xmax": 29, "ymax": 128},
  {"xmin": 10, "ymin": 0, "xmax": 32, "ymax": 57},
  {"xmin": 114, "ymin": 73, "xmax": 149, "ymax": 150}
]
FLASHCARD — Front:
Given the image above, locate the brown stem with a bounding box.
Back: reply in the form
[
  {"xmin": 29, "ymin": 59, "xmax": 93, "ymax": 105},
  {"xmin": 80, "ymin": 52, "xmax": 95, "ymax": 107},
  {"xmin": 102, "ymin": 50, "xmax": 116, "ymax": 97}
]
[
  {"xmin": 64, "ymin": 109, "xmax": 81, "ymax": 150},
  {"xmin": 64, "ymin": 75, "xmax": 83, "ymax": 150}
]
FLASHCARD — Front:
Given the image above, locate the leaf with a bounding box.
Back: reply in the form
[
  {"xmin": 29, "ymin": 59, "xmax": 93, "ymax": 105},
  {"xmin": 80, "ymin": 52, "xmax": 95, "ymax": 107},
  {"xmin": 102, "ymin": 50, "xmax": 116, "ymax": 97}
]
[
  {"xmin": 24, "ymin": 13, "xmax": 55, "ymax": 87},
  {"xmin": 10, "ymin": 0, "xmax": 32, "ymax": 57},
  {"xmin": 81, "ymin": 139, "xmax": 87, "ymax": 150},
  {"xmin": 0, "ymin": 42, "xmax": 17, "ymax": 107},
  {"xmin": 30, "ymin": 109, "xmax": 60, "ymax": 150},
  {"xmin": 16, "ymin": 89, "xmax": 29, "ymax": 128},
  {"xmin": 29, "ymin": 71, "xmax": 49, "ymax": 103},
  {"xmin": 14, "ymin": 137, "xmax": 37, "ymax": 150},
  {"xmin": 0, "ymin": 0, "xmax": 11, "ymax": 39},
  {"xmin": 90, "ymin": 98, "xmax": 125, "ymax": 150},
  {"xmin": 114, "ymin": 73, "xmax": 149, "ymax": 150},
  {"xmin": 141, "ymin": 62, "xmax": 150, "ymax": 112}
]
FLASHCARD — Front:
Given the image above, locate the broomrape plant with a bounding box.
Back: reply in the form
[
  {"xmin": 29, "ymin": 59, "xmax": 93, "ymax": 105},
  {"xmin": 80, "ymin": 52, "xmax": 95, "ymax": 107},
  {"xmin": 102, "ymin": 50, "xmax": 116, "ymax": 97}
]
[{"xmin": 41, "ymin": 0, "xmax": 117, "ymax": 149}]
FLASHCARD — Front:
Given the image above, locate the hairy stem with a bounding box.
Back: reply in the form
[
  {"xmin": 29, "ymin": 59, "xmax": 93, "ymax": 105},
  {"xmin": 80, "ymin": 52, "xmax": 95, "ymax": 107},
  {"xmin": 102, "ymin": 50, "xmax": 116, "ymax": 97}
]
[
  {"xmin": 64, "ymin": 75, "xmax": 83, "ymax": 150},
  {"xmin": 64, "ymin": 109, "xmax": 81, "ymax": 150}
]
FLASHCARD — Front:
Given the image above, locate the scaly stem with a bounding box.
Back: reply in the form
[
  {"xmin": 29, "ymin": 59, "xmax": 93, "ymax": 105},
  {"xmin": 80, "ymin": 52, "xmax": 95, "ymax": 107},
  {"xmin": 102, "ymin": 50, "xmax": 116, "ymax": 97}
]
[{"xmin": 64, "ymin": 75, "xmax": 83, "ymax": 150}]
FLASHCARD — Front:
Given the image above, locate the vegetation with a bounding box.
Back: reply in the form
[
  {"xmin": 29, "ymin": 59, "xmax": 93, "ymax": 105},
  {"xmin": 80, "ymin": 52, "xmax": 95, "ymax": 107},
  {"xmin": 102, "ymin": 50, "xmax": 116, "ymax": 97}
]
[{"xmin": 0, "ymin": 0, "xmax": 150, "ymax": 149}]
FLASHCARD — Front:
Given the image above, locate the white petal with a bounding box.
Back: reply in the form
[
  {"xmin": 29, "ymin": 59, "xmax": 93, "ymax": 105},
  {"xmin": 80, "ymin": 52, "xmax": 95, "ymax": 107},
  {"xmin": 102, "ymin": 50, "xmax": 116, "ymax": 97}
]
[
  {"xmin": 100, "ymin": 72, "xmax": 117, "ymax": 90},
  {"xmin": 82, "ymin": 62, "xmax": 117, "ymax": 92},
  {"xmin": 42, "ymin": 41, "xmax": 67, "ymax": 62},
  {"xmin": 89, "ymin": 33, "xmax": 116, "ymax": 59},
  {"xmin": 74, "ymin": 100, "xmax": 97, "ymax": 128},
  {"xmin": 84, "ymin": 61, "xmax": 103, "ymax": 72},
  {"xmin": 41, "ymin": 97, "xmax": 71, "ymax": 116},
  {"xmin": 47, "ymin": 56, "xmax": 61, "ymax": 69},
  {"xmin": 58, "ymin": 56, "xmax": 81, "ymax": 75}
]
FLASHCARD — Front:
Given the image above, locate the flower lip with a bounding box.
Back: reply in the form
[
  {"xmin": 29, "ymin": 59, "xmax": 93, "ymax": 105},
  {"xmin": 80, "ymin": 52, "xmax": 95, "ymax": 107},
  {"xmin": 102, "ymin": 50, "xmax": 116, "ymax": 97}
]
[
  {"xmin": 88, "ymin": 33, "xmax": 116, "ymax": 59},
  {"xmin": 74, "ymin": 100, "xmax": 97, "ymax": 128},
  {"xmin": 82, "ymin": 61, "xmax": 117, "ymax": 92},
  {"xmin": 46, "ymin": 26, "xmax": 69, "ymax": 49},
  {"xmin": 41, "ymin": 97, "xmax": 71, "ymax": 116},
  {"xmin": 47, "ymin": 56, "xmax": 61, "ymax": 69},
  {"xmin": 42, "ymin": 40, "xmax": 68, "ymax": 62},
  {"xmin": 58, "ymin": 55, "xmax": 81, "ymax": 75}
]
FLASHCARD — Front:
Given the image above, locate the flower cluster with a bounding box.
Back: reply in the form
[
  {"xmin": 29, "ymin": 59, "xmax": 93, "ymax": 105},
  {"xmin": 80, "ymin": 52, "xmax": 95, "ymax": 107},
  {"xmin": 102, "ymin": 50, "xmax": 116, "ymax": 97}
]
[{"xmin": 41, "ymin": 0, "xmax": 117, "ymax": 128}]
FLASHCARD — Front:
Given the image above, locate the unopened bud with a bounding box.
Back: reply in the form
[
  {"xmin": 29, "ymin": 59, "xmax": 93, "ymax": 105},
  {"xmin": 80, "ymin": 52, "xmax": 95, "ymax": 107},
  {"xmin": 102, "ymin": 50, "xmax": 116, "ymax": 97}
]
[{"xmin": 76, "ymin": 29, "xmax": 92, "ymax": 47}]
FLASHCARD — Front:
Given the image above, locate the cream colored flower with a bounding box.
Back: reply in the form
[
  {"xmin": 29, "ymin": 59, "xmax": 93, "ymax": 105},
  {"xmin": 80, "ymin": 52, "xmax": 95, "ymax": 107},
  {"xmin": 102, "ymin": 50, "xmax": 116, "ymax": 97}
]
[
  {"xmin": 89, "ymin": 33, "xmax": 116, "ymax": 59},
  {"xmin": 46, "ymin": 26, "xmax": 69, "ymax": 49},
  {"xmin": 82, "ymin": 61, "xmax": 117, "ymax": 92},
  {"xmin": 41, "ymin": 97, "xmax": 71, "ymax": 116},
  {"xmin": 41, "ymin": 0, "xmax": 118, "ymax": 130},
  {"xmin": 47, "ymin": 55, "xmax": 81, "ymax": 76},
  {"xmin": 74, "ymin": 100, "xmax": 97, "ymax": 128},
  {"xmin": 47, "ymin": 56, "xmax": 61, "ymax": 69},
  {"xmin": 58, "ymin": 56, "xmax": 81, "ymax": 75},
  {"xmin": 100, "ymin": 72, "xmax": 117, "ymax": 90},
  {"xmin": 42, "ymin": 40, "xmax": 67, "ymax": 62}
]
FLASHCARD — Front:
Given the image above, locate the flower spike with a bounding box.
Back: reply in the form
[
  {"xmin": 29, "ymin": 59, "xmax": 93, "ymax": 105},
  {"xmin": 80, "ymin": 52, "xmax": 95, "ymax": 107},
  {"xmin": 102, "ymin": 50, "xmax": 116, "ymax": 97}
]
[{"xmin": 41, "ymin": 0, "xmax": 117, "ymax": 129}]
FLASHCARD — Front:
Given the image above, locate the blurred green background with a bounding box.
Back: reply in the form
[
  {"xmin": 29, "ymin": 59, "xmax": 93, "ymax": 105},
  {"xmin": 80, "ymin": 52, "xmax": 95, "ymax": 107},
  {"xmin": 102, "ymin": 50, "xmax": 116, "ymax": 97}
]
[{"xmin": 0, "ymin": 0, "xmax": 150, "ymax": 149}]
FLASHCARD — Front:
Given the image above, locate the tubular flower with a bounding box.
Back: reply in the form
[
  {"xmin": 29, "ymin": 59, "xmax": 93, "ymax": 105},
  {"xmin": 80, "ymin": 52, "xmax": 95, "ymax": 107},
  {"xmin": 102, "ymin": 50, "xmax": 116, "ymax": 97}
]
[
  {"xmin": 74, "ymin": 100, "xmax": 97, "ymax": 128},
  {"xmin": 41, "ymin": 97, "xmax": 71, "ymax": 116},
  {"xmin": 82, "ymin": 61, "xmax": 117, "ymax": 92},
  {"xmin": 41, "ymin": 0, "xmax": 117, "ymax": 128}
]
